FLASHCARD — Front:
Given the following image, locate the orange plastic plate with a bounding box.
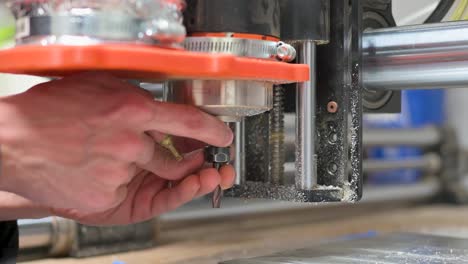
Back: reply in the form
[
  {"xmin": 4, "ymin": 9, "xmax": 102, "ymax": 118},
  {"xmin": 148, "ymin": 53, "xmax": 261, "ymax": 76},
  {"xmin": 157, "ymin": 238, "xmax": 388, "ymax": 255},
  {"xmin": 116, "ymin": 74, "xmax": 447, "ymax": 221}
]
[{"xmin": 0, "ymin": 45, "xmax": 309, "ymax": 83}]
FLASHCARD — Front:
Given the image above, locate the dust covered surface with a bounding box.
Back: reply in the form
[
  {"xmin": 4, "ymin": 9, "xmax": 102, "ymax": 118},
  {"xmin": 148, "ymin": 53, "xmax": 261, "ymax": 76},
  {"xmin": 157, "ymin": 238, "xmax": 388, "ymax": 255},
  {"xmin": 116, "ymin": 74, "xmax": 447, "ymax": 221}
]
[
  {"xmin": 222, "ymin": 233, "xmax": 468, "ymax": 264},
  {"xmin": 224, "ymin": 182, "xmax": 344, "ymax": 202}
]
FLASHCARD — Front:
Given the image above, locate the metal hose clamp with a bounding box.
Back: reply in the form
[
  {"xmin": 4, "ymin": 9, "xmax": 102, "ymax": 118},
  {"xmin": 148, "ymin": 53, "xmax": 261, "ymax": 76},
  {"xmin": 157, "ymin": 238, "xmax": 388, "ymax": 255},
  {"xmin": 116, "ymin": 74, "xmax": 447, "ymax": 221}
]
[{"xmin": 184, "ymin": 37, "xmax": 296, "ymax": 62}]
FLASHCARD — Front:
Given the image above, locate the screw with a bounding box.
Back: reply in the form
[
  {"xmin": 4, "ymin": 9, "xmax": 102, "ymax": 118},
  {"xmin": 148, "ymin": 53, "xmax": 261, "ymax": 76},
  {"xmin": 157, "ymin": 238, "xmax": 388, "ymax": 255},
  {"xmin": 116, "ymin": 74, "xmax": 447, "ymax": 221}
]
[
  {"xmin": 276, "ymin": 42, "xmax": 296, "ymax": 62},
  {"xmin": 329, "ymin": 132, "xmax": 338, "ymax": 144},
  {"xmin": 328, "ymin": 163, "xmax": 338, "ymax": 175}
]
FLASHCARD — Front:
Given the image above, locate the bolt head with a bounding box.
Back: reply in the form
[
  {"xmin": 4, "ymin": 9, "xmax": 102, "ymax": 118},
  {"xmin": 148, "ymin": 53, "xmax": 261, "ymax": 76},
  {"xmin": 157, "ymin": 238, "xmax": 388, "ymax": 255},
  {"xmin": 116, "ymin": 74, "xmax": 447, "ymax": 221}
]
[{"xmin": 276, "ymin": 42, "xmax": 297, "ymax": 62}]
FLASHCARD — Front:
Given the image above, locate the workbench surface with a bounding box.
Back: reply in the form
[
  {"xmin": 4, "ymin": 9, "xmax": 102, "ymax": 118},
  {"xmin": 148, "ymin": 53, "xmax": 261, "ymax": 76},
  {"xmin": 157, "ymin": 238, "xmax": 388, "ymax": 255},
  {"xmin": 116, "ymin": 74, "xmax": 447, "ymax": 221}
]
[{"xmin": 24, "ymin": 205, "xmax": 468, "ymax": 264}]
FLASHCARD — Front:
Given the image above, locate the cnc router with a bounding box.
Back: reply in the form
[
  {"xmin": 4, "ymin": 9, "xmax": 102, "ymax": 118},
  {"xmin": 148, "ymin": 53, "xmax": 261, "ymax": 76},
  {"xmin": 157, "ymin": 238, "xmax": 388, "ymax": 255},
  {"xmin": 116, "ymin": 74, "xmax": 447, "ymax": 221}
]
[
  {"xmin": 0, "ymin": 0, "xmax": 361, "ymax": 204},
  {"xmin": 1, "ymin": 0, "xmax": 467, "ymax": 203},
  {"xmin": 3, "ymin": 0, "xmax": 468, "ymax": 261}
]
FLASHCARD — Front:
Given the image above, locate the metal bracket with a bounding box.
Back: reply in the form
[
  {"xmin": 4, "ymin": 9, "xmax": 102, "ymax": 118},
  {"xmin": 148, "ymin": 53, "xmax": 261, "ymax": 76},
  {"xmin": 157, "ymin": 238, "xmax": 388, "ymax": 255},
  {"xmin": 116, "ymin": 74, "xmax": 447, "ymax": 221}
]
[
  {"xmin": 226, "ymin": 0, "xmax": 363, "ymax": 203},
  {"xmin": 314, "ymin": 0, "xmax": 363, "ymax": 201}
]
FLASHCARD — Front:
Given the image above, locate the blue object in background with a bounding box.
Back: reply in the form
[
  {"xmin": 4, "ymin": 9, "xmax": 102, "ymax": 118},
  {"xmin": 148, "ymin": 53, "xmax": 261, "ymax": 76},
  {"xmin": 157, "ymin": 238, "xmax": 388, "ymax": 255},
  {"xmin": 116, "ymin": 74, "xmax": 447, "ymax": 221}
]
[
  {"xmin": 365, "ymin": 89, "xmax": 445, "ymax": 185},
  {"xmin": 339, "ymin": 231, "xmax": 378, "ymax": 241}
]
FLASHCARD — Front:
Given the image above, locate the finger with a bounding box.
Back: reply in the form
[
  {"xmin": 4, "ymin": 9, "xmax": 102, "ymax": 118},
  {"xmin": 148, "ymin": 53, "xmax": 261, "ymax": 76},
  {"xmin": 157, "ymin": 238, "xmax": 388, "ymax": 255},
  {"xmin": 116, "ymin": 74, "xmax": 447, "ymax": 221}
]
[
  {"xmin": 172, "ymin": 137, "xmax": 207, "ymax": 154},
  {"xmin": 150, "ymin": 173, "xmax": 201, "ymax": 216},
  {"xmin": 66, "ymin": 72, "xmax": 154, "ymax": 100},
  {"xmin": 90, "ymin": 130, "xmax": 155, "ymax": 164},
  {"xmin": 71, "ymin": 73, "xmax": 232, "ymax": 147},
  {"xmin": 146, "ymin": 131, "xmax": 206, "ymax": 154},
  {"xmin": 193, "ymin": 165, "xmax": 235, "ymax": 197},
  {"xmin": 129, "ymin": 173, "xmax": 167, "ymax": 222},
  {"xmin": 142, "ymin": 101, "xmax": 233, "ymax": 147},
  {"xmin": 134, "ymin": 169, "xmax": 223, "ymax": 218},
  {"xmin": 219, "ymin": 165, "xmax": 236, "ymax": 190},
  {"xmin": 194, "ymin": 168, "xmax": 222, "ymax": 198},
  {"xmin": 116, "ymin": 170, "xmax": 159, "ymax": 224},
  {"xmin": 141, "ymin": 147, "xmax": 205, "ymax": 180}
]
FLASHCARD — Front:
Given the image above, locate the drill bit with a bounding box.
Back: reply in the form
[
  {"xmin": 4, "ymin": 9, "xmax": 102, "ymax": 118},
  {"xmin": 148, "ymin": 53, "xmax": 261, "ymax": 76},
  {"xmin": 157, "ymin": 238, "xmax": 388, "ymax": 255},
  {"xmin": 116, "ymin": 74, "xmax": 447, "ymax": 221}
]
[
  {"xmin": 212, "ymin": 163, "xmax": 223, "ymax": 208},
  {"xmin": 159, "ymin": 135, "xmax": 183, "ymax": 162},
  {"xmin": 205, "ymin": 146, "xmax": 230, "ymax": 209},
  {"xmin": 212, "ymin": 186, "xmax": 223, "ymax": 208}
]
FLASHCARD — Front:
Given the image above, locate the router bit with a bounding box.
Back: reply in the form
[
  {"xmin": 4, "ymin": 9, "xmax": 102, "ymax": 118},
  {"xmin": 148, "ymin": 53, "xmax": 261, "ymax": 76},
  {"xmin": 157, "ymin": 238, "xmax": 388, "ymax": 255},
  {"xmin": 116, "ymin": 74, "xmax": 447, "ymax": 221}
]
[
  {"xmin": 158, "ymin": 135, "xmax": 182, "ymax": 190},
  {"xmin": 205, "ymin": 146, "xmax": 231, "ymax": 208},
  {"xmin": 159, "ymin": 135, "xmax": 183, "ymax": 162}
]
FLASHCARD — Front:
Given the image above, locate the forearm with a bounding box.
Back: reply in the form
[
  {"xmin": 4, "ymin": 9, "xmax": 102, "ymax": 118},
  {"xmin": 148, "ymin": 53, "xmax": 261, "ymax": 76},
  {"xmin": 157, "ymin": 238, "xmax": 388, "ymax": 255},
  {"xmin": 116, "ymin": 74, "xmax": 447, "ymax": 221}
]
[{"xmin": 0, "ymin": 191, "xmax": 50, "ymax": 220}]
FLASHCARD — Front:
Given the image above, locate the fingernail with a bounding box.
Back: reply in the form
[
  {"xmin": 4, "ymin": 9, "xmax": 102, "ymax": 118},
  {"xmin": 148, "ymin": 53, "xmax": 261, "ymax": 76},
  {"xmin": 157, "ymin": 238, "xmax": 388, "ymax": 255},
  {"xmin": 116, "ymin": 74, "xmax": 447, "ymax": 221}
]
[
  {"xmin": 221, "ymin": 175, "xmax": 234, "ymax": 190},
  {"xmin": 221, "ymin": 183, "xmax": 231, "ymax": 190}
]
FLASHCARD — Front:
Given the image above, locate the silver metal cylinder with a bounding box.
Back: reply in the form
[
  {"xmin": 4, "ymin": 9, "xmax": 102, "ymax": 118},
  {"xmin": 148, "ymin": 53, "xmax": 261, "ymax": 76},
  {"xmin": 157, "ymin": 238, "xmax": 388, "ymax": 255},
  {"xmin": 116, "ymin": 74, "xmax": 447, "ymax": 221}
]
[
  {"xmin": 296, "ymin": 41, "xmax": 317, "ymax": 190},
  {"xmin": 363, "ymin": 153, "xmax": 442, "ymax": 174},
  {"xmin": 233, "ymin": 121, "xmax": 246, "ymax": 185},
  {"xmin": 18, "ymin": 219, "xmax": 53, "ymax": 250},
  {"xmin": 167, "ymin": 36, "xmax": 286, "ymax": 122},
  {"xmin": 167, "ymin": 80, "xmax": 273, "ymax": 122},
  {"xmin": 363, "ymin": 126, "xmax": 442, "ymax": 148},
  {"xmin": 363, "ymin": 21, "xmax": 468, "ymax": 90},
  {"xmin": 18, "ymin": 217, "xmax": 74, "ymax": 258},
  {"xmin": 19, "ymin": 218, "xmax": 158, "ymax": 260},
  {"xmin": 139, "ymin": 82, "xmax": 165, "ymax": 100}
]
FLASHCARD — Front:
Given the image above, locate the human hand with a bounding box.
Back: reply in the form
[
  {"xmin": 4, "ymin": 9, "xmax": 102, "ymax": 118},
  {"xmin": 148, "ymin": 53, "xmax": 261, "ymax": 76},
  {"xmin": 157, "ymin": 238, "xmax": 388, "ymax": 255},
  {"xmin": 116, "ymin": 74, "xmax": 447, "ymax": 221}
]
[
  {"xmin": 52, "ymin": 162, "xmax": 235, "ymax": 225},
  {"xmin": 0, "ymin": 72, "xmax": 234, "ymax": 223}
]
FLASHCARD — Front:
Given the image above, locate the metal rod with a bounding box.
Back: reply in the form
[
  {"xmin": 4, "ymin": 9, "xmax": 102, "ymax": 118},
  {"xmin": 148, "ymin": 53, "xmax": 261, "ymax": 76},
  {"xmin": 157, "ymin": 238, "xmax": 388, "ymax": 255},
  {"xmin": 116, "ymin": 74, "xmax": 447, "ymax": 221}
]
[
  {"xmin": 18, "ymin": 217, "xmax": 74, "ymax": 259},
  {"xmin": 18, "ymin": 219, "xmax": 53, "ymax": 251},
  {"xmin": 363, "ymin": 126, "xmax": 442, "ymax": 147},
  {"xmin": 284, "ymin": 114, "xmax": 295, "ymax": 163},
  {"xmin": 233, "ymin": 121, "xmax": 245, "ymax": 185},
  {"xmin": 295, "ymin": 41, "xmax": 317, "ymax": 190},
  {"xmin": 363, "ymin": 153, "xmax": 442, "ymax": 174},
  {"xmin": 19, "ymin": 218, "xmax": 157, "ymax": 260},
  {"xmin": 363, "ymin": 21, "xmax": 468, "ymax": 90}
]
